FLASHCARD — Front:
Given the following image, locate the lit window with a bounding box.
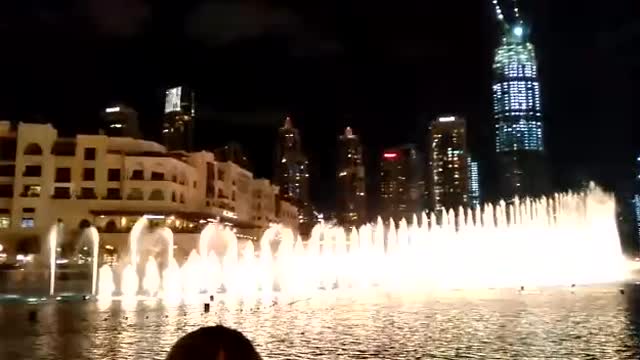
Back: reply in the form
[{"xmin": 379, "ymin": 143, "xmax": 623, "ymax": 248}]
[
  {"xmin": 21, "ymin": 218, "xmax": 35, "ymax": 228},
  {"xmin": 0, "ymin": 216, "xmax": 9, "ymax": 229},
  {"xmin": 23, "ymin": 185, "xmax": 41, "ymax": 197}
]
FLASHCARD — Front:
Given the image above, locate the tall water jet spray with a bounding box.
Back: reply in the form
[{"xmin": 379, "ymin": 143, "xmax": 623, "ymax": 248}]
[
  {"xmin": 98, "ymin": 265, "xmax": 115, "ymax": 297},
  {"xmin": 47, "ymin": 224, "xmax": 60, "ymax": 296},
  {"xmin": 87, "ymin": 227, "xmax": 100, "ymax": 296},
  {"xmin": 121, "ymin": 217, "xmax": 147, "ymax": 297},
  {"xmin": 159, "ymin": 227, "xmax": 174, "ymax": 265},
  {"xmin": 199, "ymin": 224, "xmax": 216, "ymax": 293},
  {"xmin": 89, "ymin": 185, "xmax": 628, "ymax": 301},
  {"xmin": 143, "ymin": 257, "xmax": 161, "ymax": 296},
  {"xmin": 129, "ymin": 217, "xmax": 147, "ymax": 270}
]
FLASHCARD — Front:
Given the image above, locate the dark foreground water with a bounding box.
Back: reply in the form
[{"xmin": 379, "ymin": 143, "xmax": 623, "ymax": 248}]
[{"xmin": 1, "ymin": 285, "xmax": 640, "ymax": 360}]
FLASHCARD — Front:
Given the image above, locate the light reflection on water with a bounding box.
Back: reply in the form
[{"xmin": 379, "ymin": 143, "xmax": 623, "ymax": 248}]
[{"xmin": 1, "ymin": 286, "xmax": 640, "ymax": 360}]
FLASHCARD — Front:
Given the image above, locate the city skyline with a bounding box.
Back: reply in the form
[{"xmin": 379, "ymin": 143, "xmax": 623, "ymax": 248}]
[
  {"xmin": 0, "ymin": 1, "xmax": 636, "ymax": 213},
  {"xmin": 0, "ymin": 2, "xmax": 639, "ymax": 359}
]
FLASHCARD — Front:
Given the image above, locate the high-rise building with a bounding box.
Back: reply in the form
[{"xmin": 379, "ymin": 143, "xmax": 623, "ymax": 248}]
[
  {"xmin": 336, "ymin": 127, "xmax": 366, "ymax": 226},
  {"xmin": 491, "ymin": 1, "xmax": 549, "ymax": 200},
  {"xmin": 427, "ymin": 116, "xmax": 469, "ymax": 211},
  {"xmin": 379, "ymin": 144, "xmax": 423, "ymax": 222},
  {"xmin": 468, "ymin": 157, "xmax": 481, "ymax": 209},
  {"xmin": 101, "ymin": 104, "xmax": 141, "ymax": 138},
  {"xmin": 274, "ymin": 116, "xmax": 314, "ymax": 232},
  {"xmin": 274, "ymin": 117, "xmax": 309, "ymax": 203},
  {"xmin": 162, "ymin": 86, "xmax": 195, "ymax": 151},
  {"xmin": 214, "ymin": 142, "xmax": 251, "ymax": 171}
]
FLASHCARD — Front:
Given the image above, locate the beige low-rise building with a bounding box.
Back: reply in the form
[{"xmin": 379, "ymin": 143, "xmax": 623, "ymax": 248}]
[{"xmin": 0, "ymin": 121, "xmax": 298, "ymax": 260}]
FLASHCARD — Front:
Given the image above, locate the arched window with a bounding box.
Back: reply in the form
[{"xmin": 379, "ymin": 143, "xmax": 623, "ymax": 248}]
[
  {"xmin": 149, "ymin": 189, "xmax": 165, "ymax": 201},
  {"xmin": 78, "ymin": 219, "xmax": 91, "ymax": 229},
  {"xmin": 126, "ymin": 188, "xmax": 144, "ymax": 200},
  {"xmin": 104, "ymin": 220, "xmax": 117, "ymax": 233},
  {"xmin": 171, "ymin": 191, "xmax": 177, "ymax": 202},
  {"xmin": 179, "ymin": 193, "xmax": 185, "ymax": 204},
  {"xmin": 23, "ymin": 143, "xmax": 43, "ymax": 156}
]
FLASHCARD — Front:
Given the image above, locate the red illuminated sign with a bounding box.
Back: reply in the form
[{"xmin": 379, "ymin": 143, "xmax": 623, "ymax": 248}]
[{"xmin": 383, "ymin": 153, "xmax": 398, "ymax": 159}]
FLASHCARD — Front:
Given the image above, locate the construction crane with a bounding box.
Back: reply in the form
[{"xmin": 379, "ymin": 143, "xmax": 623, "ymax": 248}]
[{"xmin": 490, "ymin": 0, "xmax": 524, "ymax": 38}]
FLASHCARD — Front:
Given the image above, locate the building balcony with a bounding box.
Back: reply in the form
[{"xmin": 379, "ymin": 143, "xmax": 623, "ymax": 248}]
[
  {"xmin": 101, "ymin": 195, "xmax": 123, "ymax": 200},
  {"xmin": 77, "ymin": 194, "xmax": 98, "ymax": 200},
  {"xmin": 52, "ymin": 187, "xmax": 72, "ymax": 199},
  {"xmin": 51, "ymin": 194, "xmax": 72, "ymax": 199}
]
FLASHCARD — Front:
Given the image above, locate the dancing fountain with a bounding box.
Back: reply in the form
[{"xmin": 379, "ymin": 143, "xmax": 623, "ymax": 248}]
[
  {"xmin": 45, "ymin": 223, "xmax": 101, "ymax": 297},
  {"xmin": 83, "ymin": 185, "xmax": 628, "ymax": 302}
]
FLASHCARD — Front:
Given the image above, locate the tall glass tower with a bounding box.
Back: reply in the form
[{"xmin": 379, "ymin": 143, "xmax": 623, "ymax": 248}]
[
  {"xmin": 491, "ymin": 0, "xmax": 549, "ymax": 200},
  {"xmin": 163, "ymin": 86, "xmax": 195, "ymax": 152}
]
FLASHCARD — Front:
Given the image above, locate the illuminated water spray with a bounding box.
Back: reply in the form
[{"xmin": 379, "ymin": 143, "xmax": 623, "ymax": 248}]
[
  {"xmin": 95, "ymin": 185, "xmax": 628, "ymax": 300},
  {"xmin": 47, "ymin": 224, "xmax": 59, "ymax": 296},
  {"xmin": 87, "ymin": 227, "xmax": 100, "ymax": 296}
]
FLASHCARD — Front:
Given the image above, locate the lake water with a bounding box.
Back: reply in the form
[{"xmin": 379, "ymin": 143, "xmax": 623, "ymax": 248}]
[{"xmin": 1, "ymin": 284, "xmax": 640, "ymax": 359}]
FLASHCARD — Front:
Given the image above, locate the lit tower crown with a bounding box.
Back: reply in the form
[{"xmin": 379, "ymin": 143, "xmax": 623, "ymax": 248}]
[
  {"xmin": 491, "ymin": 0, "xmax": 543, "ymax": 153},
  {"xmin": 490, "ymin": 0, "xmax": 548, "ymax": 200}
]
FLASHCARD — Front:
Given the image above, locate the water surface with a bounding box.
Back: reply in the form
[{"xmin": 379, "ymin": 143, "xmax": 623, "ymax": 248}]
[{"xmin": 1, "ymin": 285, "xmax": 639, "ymax": 359}]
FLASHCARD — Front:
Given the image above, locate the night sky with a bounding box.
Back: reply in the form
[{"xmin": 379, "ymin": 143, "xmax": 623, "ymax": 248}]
[{"xmin": 0, "ymin": 0, "xmax": 637, "ymax": 212}]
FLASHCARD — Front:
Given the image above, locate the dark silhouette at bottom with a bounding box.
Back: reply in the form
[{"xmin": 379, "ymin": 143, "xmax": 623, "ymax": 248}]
[{"xmin": 167, "ymin": 325, "xmax": 261, "ymax": 360}]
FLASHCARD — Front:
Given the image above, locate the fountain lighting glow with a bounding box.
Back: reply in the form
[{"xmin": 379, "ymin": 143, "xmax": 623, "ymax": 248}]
[
  {"xmin": 96, "ymin": 185, "xmax": 629, "ymax": 301},
  {"xmin": 48, "ymin": 224, "xmax": 59, "ymax": 296},
  {"xmin": 88, "ymin": 227, "xmax": 100, "ymax": 296}
]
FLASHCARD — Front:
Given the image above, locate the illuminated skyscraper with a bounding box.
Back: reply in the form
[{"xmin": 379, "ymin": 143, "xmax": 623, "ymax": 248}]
[
  {"xmin": 162, "ymin": 86, "xmax": 195, "ymax": 151},
  {"xmin": 274, "ymin": 116, "xmax": 309, "ymax": 203},
  {"xmin": 337, "ymin": 127, "xmax": 366, "ymax": 226},
  {"xmin": 468, "ymin": 157, "xmax": 481, "ymax": 209},
  {"xmin": 380, "ymin": 144, "xmax": 423, "ymax": 222},
  {"xmin": 214, "ymin": 142, "xmax": 251, "ymax": 171},
  {"xmin": 491, "ymin": 0, "xmax": 549, "ymax": 200},
  {"xmin": 427, "ymin": 116, "xmax": 469, "ymax": 211},
  {"xmin": 101, "ymin": 103, "xmax": 140, "ymax": 138},
  {"xmin": 274, "ymin": 116, "xmax": 314, "ymax": 232}
]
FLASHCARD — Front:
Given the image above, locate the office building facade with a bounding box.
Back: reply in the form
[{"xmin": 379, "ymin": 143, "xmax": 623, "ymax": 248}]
[
  {"xmin": 336, "ymin": 127, "xmax": 366, "ymax": 226},
  {"xmin": 379, "ymin": 144, "xmax": 423, "ymax": 222},
  {"xmin": 468, "ymin": 157, "xmax": 480, "ymax": 209},
  {"xmin": 273, "ymin": 116, "xmax": 314, "ymax": 233},
  {"xmin": 101, "ymin": 104, "xmax": 141, "ymax": 139},
  {"xmin": 427, "ymin": 116, "xmax": 470, "ymax": 211},
  {"xmin": 214, "ymin": 142, "xmax": 251, "ymax": 171},
  {"xmin": 274, "ymin": 117, "xmax": 309, "ymax": 203}
]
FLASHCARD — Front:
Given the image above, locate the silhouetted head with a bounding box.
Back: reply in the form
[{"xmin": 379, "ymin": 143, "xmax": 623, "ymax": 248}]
[{"xmin": 166, "ymin": 325, "xmax": 261, "ymax": 360}]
